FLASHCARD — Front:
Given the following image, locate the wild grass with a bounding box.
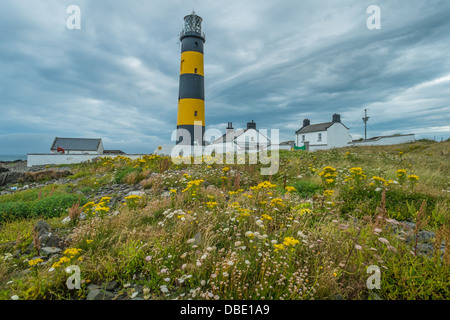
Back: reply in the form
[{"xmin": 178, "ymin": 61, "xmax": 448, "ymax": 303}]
[{"xmin": 0, "ymin": 141, "xmax": 448, "ymax": 300}]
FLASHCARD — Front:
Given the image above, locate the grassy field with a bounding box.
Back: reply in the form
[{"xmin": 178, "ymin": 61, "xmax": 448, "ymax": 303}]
[{"xmin": 0, "ymin": 140, "xmax": 448, "ymax": 300}]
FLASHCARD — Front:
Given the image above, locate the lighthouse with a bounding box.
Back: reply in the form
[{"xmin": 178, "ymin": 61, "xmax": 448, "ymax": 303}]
[{"xmin": 176, "ymin": 11, "xmax": 206, "ymax": 146}]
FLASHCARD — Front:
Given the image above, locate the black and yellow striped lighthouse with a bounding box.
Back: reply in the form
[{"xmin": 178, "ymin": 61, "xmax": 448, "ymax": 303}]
[{"xmin": 176, "ymin": 10, "xmax": 206, "ymax": 146}]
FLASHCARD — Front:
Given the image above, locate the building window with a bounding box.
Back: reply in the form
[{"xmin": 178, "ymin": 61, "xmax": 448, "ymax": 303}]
[
  {"xmin": 302, "ymin": 135, "xmax": 305, "ymax": 142},
  {"xmin": 318, "ymin": 133, "xmax": 322, "ymax": 142}
]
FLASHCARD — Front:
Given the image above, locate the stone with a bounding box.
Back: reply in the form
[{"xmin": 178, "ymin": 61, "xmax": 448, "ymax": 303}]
[
  {"xmin": 105, "ymin": 280, "xmax": 119, "ymax": 291},
  {"xmin": 33, "ymin": 220, "xmax": 64, "ymax": 249},
  {"xmin": 61, "ymin": 216, "xmax": 71, "ymax": 225},
  {"xmin": 126, "ymin": 190, "xmax": 144, "ymax": 197},
  {"xmin": 86, "ymin": 289, "xmax": 116, "ymax": 300},
  {"xmin": 87, "ymin": 284, "xmax": 101, "ymax": 291},
  {"xmin": 416, "ymin": 243, "xmax": 434, "ymax": 256},
  {"xmin": 40, "ymin": 247, "xmax": 62, "ymax": 256}
]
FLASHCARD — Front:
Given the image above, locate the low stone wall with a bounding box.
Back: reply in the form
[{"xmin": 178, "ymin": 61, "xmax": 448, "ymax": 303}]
[{"xmin": 27, "ymin": 154, "xmax": 148, "ymax": 167}]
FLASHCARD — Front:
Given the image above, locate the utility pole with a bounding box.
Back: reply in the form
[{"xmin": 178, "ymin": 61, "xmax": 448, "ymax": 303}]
[{"xmin": 362, "ymin": 109, "xmax": 369, "ymax": 140}]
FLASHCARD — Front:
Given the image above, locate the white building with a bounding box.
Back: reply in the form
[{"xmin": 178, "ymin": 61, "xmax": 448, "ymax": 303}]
[
  {"xmin": 295, "ymin": 114, "xmax": 352, "ymax": 151},
  {"xmin": 50, "ymin": 137, "xmax": 104, "ymax": 154},
  {"xmin": 211, "ymin": 121, "xmax": 271, "ymax": 153}
]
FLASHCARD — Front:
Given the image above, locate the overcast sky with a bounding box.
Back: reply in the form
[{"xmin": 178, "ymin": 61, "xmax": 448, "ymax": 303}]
[{"xmin": 1, "ymin": 0, "xmax": 449, "ymax": 154}]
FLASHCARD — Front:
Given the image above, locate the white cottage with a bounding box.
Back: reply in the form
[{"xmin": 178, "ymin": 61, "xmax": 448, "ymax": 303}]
[
  {"xmin": 295, "ymin": 114, "xmax": 352, "ymax": 151},
  {"xmin": 211, "ymin": 121, "xmax": 270, "ymax": 153},
  {"xmin": 50, "ymin": 137, "xmax": 104, "ymax": 154}
]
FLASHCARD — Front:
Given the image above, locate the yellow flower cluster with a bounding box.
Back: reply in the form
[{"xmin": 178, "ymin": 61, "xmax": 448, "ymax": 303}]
[
  {"xmin": 228, "ymin": 189, "xmax": 244, "ymax": 196},
  {"xmin": 28, "ymin": 258, "xmax": 43, "ymax": 267},
  {"xmin": 83, "ymin": 196, "xmax": 111, "ymax": 217},
  {"xmin": 349, "ymin": 167, "xmax": 367, "ymax": 180},
  {"xmin": 371, "ymin": 176, "xmax": 389, "ymax": 186},
  {"xmin": 52, "ymin": 256, "xmax": 71, "ymax": 268},
  {"xmin": 273, "ymin": 243, "xmax": 285, "ymax": 252},
  {"xmin": 323, "ymin": 189, "xmax": 334, "ymax": 197},
  {"xmin": 319, "ymin": 166, "xmax": 338, "ymax": 187},
  {"xmin": 124, "ymin": 195, "xmax": 141, "ymax": 201},
  {"xmin": 222, "ymin": 167, "xmax": 230, "ymax": 173},
  {"xmin": 51, "ymin": 247, "xmax": 83, "ymax": 269},
  {"xmin": 229, "ymin": 202, "xmax": 252, "ymax": 220},
  {"xmin": 206, "ymin": 201, "xmax": 218, "ymax": 208},
  {"xmin": 63, "ymin": 248, "xmax": 82, "ymax": 258},
  {"xmin": 285, "ymin": 186, "xmax": 296, "ymax": 193},
  {"xmin": 182, "ymin": 179, "xmax": 204, "ymax": 193},
  {"xmin": 250, "ymin": 181, "xmax": 277, "ymax": 191},
  {"xmin": 270, "ymin": 198, "xmax": 285, "ymax": 207},
  {"xmin": 283, "ymin": 237, "xmax": 300, "ymax": 246},
  {"xmin": 261, "ymin": 214, "xmax": 273, "ymax": 221}
]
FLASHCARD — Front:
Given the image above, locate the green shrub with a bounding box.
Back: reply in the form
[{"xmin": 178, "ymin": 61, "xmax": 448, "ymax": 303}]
[
  {"xmin": 0, "ymin": 194, "xmax": 87, "ymax": 222},
  {"xmin": 339, "ymin": 187, "xmax": 441, "ymax": 222},
  {"xmin": 114, "ymin": 166, "xmax": 143, "ymax": 184},
  {"xmin": 291, "ymin": 180, "xmax": 323, "ymax": 198}
]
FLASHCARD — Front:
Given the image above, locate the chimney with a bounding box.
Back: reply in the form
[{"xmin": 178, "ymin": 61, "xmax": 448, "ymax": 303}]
[
  {"xmin": 247, "ymin": 120, "xmax": 256, "ymax": 130},
  {"xmin": 226, "ymin": 122, "xmax": 234, "ymax": 134},
  {"xmin": 332, "ymin": 113, "xmax": 341, "ymax": 123},
  {"xmin": 303, "ymin": 119, "xmax": 310, "ymax": 127}
]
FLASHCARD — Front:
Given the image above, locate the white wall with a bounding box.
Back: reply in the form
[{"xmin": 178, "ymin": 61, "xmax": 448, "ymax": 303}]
[
  {"xmin": 350, "ymin": 134, "xmax": 415, "ymax": 147},
  {"xmin": 51, "ymin": 150, "xmax": 100, "ymax": 155},
  {"xmin": 27, "ymin": 154, "xmax": 148, "ymax": 167},
  {"xmin": 296, "ymin": 130, "xmax": 327, "ymax": 147},
  {"xmin": 327, "ymin": 123, "xmax": 353, "ymax": 148}
]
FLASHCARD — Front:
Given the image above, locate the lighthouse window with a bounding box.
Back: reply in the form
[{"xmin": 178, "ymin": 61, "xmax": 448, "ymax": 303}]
[
  {"xmin": 194, "ymin": 42, "xmax": 198, "ymax": 47},
  {"xmin": 194, "ymin": 68, "xmax": 198, "ymax": 74},
  {"xmin": 194, "ymin": 111, "xmax": 198, "ymax": 117}
]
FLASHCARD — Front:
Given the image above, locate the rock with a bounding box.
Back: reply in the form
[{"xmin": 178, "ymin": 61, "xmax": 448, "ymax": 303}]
[
  {"xmin": 0, "ymin": 166, "xmax": 9, "ymax": 174},
  {"xmin": 0, "ymin": 171, "xmax": 25, "ymax": 187},
  {"xmin": 86, "ymin": 289, "xmax": 116, "ymax": 300},
  {"xmin": 126, "ymin": 190, "xmax": 144, "ymax": 197},
  {"xmin": 406, "ymin": 230, "xmax": 435, "ymax": 243},
  {"xmin": 105, "ymin": 280, "xmax": 119, "ymax": 291},
  {"xmin": 33, "ymin": 220, "xmax": 65, "ymax": 249},
  {"xmin": 87, "ymin": 284, "xmax": 101, "ymax": 291},
  {"xmin": 61, "ymin": 216, "xmax": 71, "ymax": 225},
  {"xmin": 416, "ymin": 243, "xmax": 434, "ymax": 256},
  {"xmin": 39, "ymin": 247, "xmax": 62, "ymax": 256}
]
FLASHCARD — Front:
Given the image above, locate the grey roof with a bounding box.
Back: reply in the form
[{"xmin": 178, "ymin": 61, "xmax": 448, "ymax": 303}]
[
  {"xmin": 212, "ymin": 128, "xmax": 271, "ymax": 144},
  {"xmin": 50, "ymin": 137, "xmax": 102, "ymax": 151},
  {"xmin": 212, "ymin": 129, "xmax": 246, "ymax": 144},
  {"xmin": 296, "ymin": 121, "xmax": 349, "ymax": 134}
]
